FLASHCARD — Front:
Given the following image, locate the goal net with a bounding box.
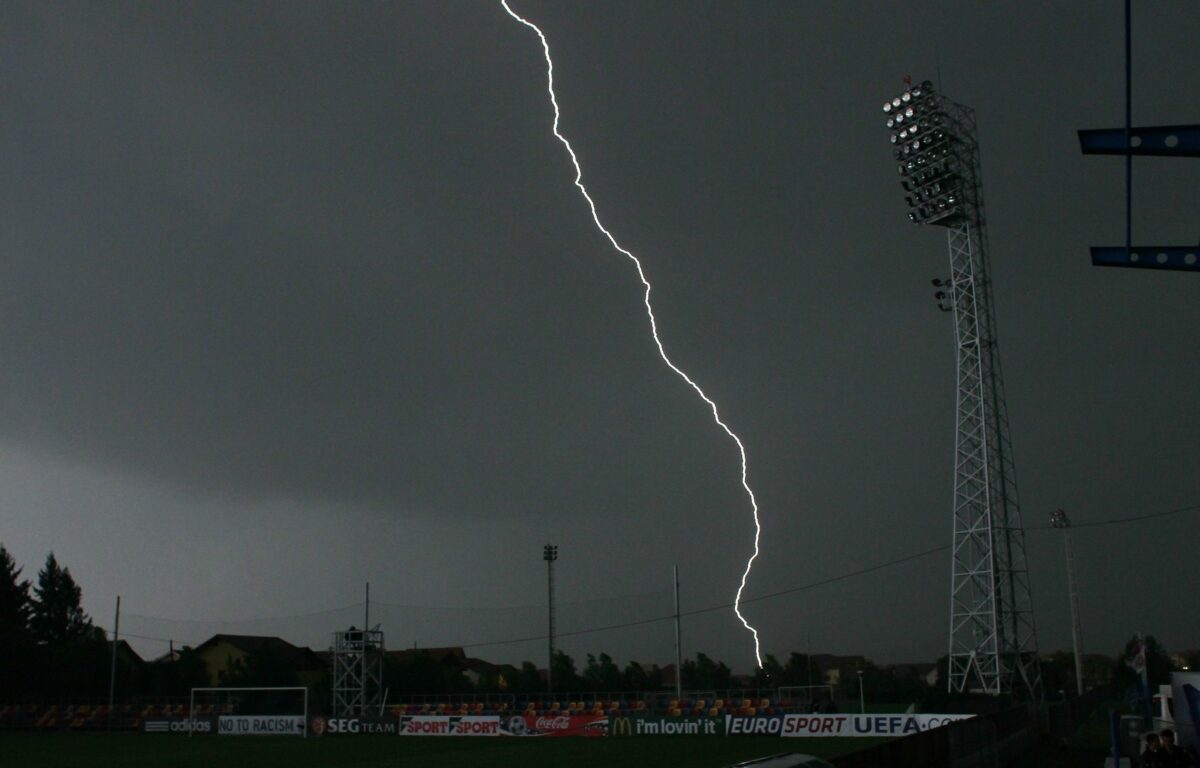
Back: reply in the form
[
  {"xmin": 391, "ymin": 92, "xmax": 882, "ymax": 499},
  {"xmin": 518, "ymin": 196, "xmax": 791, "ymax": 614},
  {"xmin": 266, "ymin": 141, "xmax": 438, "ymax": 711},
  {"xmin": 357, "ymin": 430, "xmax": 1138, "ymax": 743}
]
[{"xmin": 189, "ymin": 686, "xmax": 308, "ymax": 737}]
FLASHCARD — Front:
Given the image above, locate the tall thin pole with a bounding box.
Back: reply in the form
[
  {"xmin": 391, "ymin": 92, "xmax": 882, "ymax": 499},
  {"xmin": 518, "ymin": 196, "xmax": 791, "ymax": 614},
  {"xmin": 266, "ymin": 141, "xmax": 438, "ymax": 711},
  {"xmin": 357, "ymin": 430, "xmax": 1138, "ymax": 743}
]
[
  {"xmin": 1124, "ymin": 0, "xmax": 1132, "ymax": 252},
  {"xmin": 857, "ymin": 669, "xmax": 864, "ymax": 713},
  {"xmin": 543, "ymin": 544, "xmax": 557, "ymax": 698},
  {"xmin": 1064, "ymin": 529, "xmax": 1084, "ymax": 696},
  {"xmin": 807, "ymin": 633, "xmax": 813, "ymax": 690},
  {"xmin": 108, "ymin": 596, "xmax": 120, "ymax": 717},
  {"xmin": 673, "ymin": 565, "xmax": 682, "ymax": 702},
  {"xmin": 1052, "ymin": 510, "xmax": 1085, "ymax": 697},
  {"xmin": 363, "ymin": 582, "xmax": 369, "ymax": 716}
]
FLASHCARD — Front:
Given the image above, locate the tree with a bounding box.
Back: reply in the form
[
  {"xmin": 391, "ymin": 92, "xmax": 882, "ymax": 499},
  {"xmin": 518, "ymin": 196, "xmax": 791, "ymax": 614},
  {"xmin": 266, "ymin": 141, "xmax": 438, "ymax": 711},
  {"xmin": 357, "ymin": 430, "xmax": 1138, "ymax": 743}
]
[
  {"xmin": 0, "ymin": 545, "xmax": 36, "ymax": 697},
  {"xmin": 0, "ymin": 545, "xmax": 32, "ymax": 637},
  {"xmin": 30, "ymin": 553, "xmax": 93, "ymax": 646},
  {"xmin": 550, "ymin": 650, "xmax": 578, "ymax": 694},
  {"xmin": 681, "ymin": 652, "xmax": 732, "ymax": 690},
  {"xmin": 582, "ymin": 653, "xmax": 622, "ymax": 692}
]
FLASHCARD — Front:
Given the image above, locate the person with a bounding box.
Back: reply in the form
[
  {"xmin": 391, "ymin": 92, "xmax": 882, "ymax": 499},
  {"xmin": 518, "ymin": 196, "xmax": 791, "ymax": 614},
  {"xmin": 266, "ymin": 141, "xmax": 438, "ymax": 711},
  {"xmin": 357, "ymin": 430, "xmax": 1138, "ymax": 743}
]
[
  {"xmin": 1143, "ymin": 733, "xmax": 1165, "ymax": 768},
  {"xmin": 1160, "ymin": 729, "xmax": 1197, "ymax": 768}
]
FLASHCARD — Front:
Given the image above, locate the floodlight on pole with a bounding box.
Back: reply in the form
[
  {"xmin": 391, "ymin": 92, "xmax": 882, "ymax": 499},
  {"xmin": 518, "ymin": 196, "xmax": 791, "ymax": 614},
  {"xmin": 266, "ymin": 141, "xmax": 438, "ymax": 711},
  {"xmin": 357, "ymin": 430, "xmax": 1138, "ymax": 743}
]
[
  {"xmin": 881, "ymin": 78, "xmax": 1042, "ymax": 699},
  {"xmin": 1051, "ymin": 509, "xmax": 1085, "ymax": 697},
  {"xmin": 543, "ymin": 544, "xmax": 558, "ymax": 697}
]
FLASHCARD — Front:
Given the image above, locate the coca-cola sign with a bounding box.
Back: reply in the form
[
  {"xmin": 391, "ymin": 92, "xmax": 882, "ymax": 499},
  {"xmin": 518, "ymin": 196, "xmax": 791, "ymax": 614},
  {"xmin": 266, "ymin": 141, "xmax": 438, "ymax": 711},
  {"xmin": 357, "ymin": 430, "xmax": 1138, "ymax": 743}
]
[{"xmin": 501, "ymin": 714, "xmax": 607, "ymax": 737}]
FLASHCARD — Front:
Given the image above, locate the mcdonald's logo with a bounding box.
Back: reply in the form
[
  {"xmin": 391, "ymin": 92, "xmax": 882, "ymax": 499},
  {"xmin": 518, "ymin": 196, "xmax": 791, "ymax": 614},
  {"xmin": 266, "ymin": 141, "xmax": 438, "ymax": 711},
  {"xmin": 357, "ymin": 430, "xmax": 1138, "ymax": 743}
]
[{"xmin": 610, "ymin": 717, "xmax": 634, "ymax": 737}]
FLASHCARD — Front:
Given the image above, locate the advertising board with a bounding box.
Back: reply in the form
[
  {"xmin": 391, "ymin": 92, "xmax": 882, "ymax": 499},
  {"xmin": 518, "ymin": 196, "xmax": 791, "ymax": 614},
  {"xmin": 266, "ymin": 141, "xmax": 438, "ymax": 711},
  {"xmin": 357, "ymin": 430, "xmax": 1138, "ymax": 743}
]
[
  {"xmin": 501, "ymin": 714, "xmax": 607, "ymax": 737},
  {"xmin": 398, "ymin": 715, "xmax": 501, "ymax": 736},
  {"xmin": 608, "ymin": 715, "xmax": 722, "ymax": 736},
  {"xmin": 217, "ymin": 715, "xmax": 306, "ymax": 735},
  {"xmin": 310, "ymin": 716, "xmax": 397, "ymax": 735},
  {"xmin": 780, "ymin": 713, "xmax": 974, "ymax": 737},
  {"xmin": 142, "ymin": 718, "xmax": 213, "ymax": 734}
]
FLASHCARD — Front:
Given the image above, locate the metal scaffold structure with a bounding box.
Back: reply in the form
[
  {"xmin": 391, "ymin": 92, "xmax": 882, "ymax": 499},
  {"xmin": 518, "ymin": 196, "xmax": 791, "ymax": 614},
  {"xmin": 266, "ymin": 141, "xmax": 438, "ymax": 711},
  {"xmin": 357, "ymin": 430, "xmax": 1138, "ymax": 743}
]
[
  {"xmin": 881, "ymin": 80, "xmax": 1042, "ymax": 698},
  {"xmin": 331, "ymin": 625, "xmax": 384, "ymax": 717}
]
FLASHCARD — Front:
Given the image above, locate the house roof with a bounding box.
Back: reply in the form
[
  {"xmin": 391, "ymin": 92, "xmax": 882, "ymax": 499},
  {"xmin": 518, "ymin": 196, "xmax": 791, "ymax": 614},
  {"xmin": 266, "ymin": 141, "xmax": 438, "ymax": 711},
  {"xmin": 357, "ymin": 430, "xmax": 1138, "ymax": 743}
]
[
  {"xmin": 193, "ymin": 634, "xmax": 324, "ymax": 669},
  {"xmin": 387, "ymin": 647, "xmax": 467, "ymax": 664},
  {"xmin": 108, "ymin": 639, "xmax": 144, "ymax": 665}
]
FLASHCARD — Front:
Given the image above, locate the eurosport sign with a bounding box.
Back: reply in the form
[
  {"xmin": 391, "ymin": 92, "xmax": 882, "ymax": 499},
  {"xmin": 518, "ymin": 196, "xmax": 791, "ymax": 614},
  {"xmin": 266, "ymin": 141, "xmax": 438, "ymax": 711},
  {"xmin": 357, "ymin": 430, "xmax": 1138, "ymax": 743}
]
[{"xmin": 725, "ymin": 713, "xmax": 974, "ymax": 737}]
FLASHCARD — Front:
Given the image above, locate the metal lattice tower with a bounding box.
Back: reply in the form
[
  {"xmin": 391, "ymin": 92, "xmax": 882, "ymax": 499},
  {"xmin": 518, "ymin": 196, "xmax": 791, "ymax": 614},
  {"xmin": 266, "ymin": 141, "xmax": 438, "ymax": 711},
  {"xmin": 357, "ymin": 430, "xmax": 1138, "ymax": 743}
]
[
  {"xmin": 331, "ymin": 626, "xmax": 384, "ymax": 717},
  {"xmin": 882, "ymin": 81, "xmax": 1042, "ymax": 698}
]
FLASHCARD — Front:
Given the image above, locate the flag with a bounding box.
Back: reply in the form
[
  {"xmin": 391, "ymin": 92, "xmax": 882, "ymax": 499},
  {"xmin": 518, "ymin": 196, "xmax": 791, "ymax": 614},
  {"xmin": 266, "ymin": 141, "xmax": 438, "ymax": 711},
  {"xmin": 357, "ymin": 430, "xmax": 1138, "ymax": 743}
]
[{"xmin": 1127, "ymin": 636, "xmax": 1147, "ymax": 678}]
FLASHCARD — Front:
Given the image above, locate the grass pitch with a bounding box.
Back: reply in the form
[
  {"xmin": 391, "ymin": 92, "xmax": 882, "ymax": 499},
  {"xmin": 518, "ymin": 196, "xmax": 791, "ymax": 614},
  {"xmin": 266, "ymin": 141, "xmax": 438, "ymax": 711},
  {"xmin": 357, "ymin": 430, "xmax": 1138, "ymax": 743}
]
[{"xmin": 4, "ymin": 732, "xmax": 882, "ymax": 768}]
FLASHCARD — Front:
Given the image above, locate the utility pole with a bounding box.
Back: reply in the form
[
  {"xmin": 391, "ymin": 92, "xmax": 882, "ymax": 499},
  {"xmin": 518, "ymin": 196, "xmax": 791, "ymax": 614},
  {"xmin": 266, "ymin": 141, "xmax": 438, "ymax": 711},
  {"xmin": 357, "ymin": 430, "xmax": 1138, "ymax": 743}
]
[
  {"xmin": 673, "ymin": 565, "xmax": 682, "ymax": 702},
  {"xmin": 543, "ymin": 544, "xmax": 558, "ymax": 698},
  {"xmin": 1051, "ymin": 510, "xmax": 1085, "ymax": 696},
  {"xmin": 363, "ymin": 582, "xmax": 370, "ymax": 715},
  {"xmin": 857, "ymin": 668, "xmax": 865, "ymax": 713},
  {"xmin": 108, "ymin": 596, "xmax": 120, "ymax": 719}
]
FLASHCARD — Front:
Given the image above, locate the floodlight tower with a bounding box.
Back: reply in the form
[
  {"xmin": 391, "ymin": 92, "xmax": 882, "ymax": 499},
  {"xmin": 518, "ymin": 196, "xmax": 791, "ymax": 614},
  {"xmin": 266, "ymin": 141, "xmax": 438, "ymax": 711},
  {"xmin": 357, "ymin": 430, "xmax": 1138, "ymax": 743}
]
[
  {"xmin": 881, "ymin": 80, "xmax": 1042, "ymax": 699},
  {"xmin": 543, "ymin": 543, "xmax": 558, "ymax": 696}
]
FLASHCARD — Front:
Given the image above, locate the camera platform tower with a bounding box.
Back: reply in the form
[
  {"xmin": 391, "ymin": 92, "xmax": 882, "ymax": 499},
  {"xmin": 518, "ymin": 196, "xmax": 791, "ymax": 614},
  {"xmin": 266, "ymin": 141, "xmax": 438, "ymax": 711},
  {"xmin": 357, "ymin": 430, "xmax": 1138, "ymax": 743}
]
[
  {"xmin": 881, "ymin": 80, "xmax": 1042, "ymax": 698},
  {"xmin": 332, "ymin": 626, "xmax": 384, "ymax": 717}
]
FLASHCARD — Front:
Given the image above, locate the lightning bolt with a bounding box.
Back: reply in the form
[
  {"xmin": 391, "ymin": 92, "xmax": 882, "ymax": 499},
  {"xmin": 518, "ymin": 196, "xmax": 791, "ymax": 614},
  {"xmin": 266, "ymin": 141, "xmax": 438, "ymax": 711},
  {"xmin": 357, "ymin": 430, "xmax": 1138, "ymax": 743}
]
[{"xmin": 500, "ymin": 0, "xmax": 764, "ymax": 668}]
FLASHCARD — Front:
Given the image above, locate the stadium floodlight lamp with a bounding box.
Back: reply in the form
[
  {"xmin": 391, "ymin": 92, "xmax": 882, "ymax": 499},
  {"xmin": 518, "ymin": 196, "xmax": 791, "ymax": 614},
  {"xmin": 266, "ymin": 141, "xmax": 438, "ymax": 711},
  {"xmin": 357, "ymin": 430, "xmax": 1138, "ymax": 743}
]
[{"xmin": 543, "ymin": 544, "xmax": 558, "ymax": 562}]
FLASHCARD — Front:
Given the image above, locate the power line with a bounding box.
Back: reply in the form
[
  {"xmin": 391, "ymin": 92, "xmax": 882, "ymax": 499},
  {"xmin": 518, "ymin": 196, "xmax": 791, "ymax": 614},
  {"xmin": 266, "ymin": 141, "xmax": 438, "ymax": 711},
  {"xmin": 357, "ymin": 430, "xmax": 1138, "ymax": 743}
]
[
  {"xmin": 453, "ymin": 502, "xmax": 1200, "ymax": 651},
  {"xmin": 458, "ymin": 545, "xmax": 949, "ymax": 650},
  {"xmin": 1025, "ymin": 502, "xmax": 1200, "ymax": 530},
  {"xmin": 124, "ymin": 601, "xmax": 365, "ymax": 625},
  {"xmin": 115, "ymin": 502, "xmax": 1200, "ymax": 655},
  {"xmin": 371, "ymin": 587, "xmax": 673, "ymax": 613}
]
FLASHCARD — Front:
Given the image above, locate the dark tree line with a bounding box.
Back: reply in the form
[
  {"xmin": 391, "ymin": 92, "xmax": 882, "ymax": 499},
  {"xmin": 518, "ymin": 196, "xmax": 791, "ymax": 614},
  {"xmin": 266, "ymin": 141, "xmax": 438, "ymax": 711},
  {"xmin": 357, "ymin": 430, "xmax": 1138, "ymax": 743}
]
[
  {"xmin": 1, "ymin": 546, "xmax": 110, "ymax": 698},
  {"xmin": 0, "ymin": 544, "xmax": 208, "ymax": 700}
]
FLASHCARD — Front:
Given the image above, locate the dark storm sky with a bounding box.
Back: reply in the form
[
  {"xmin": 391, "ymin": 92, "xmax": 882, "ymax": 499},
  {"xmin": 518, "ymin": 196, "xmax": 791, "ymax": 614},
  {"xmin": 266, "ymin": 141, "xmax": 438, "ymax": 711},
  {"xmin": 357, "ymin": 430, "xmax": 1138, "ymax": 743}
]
[{"xmin": 1, "ymin": 1, "xmax": 1197, "ymax": 672}]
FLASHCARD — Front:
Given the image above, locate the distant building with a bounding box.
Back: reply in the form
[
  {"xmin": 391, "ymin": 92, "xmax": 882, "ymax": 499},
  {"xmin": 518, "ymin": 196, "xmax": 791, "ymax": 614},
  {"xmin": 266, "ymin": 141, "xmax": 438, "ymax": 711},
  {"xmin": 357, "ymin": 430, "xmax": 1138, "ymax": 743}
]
[
  {"xmin": 108, "ymin": 639, "xmax": 145, "ymax": 669},
  {"xmin": 191, "ymin": 634, "xmax": 326, "ymax": 687},
  {"xmin": 884, "ymin": 662, "xmax": 938, "ymax": 688},
  {"xmin": 810, "ymin": 654, "xmax": 867, "ymax": 687}
]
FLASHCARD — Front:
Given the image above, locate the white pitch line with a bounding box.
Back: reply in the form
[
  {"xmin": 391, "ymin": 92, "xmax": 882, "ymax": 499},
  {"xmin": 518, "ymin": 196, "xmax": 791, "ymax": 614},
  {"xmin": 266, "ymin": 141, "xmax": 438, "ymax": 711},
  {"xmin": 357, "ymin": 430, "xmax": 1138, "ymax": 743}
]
[{"xmin": 500, "ymin": 0, "xmax": 763, "ymax": 667}]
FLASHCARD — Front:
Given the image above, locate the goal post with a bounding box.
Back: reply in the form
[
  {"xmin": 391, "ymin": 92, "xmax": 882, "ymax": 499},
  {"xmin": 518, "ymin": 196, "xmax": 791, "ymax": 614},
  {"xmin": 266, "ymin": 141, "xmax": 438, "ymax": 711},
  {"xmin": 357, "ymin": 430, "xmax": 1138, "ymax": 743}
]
[{"xmin": 189, "ymin": 686, "xmax": 308, "ymax": 738}]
